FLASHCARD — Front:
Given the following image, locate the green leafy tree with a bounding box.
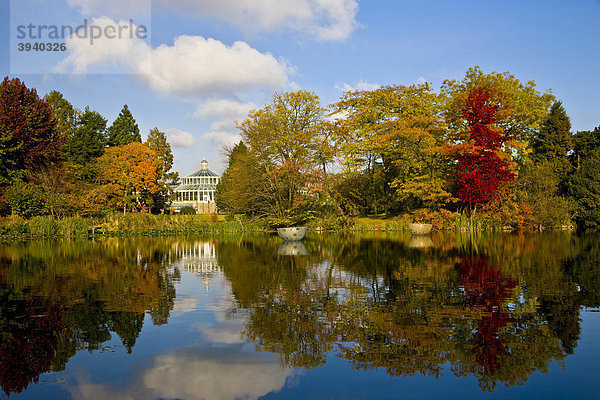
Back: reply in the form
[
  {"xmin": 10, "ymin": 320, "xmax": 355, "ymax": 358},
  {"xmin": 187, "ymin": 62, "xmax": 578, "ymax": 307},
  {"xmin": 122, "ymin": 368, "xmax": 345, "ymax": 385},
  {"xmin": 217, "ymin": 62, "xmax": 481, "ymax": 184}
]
[
  {"xmin": 144, "ymin": 128, "xmax": 178, "ymax": 212},
  {"xmin": 106, "ymin": 105, "xmax": 141, "ymax": 147},
  {"xmin": 216, "ymin": 141, "xmax": 260, "ymax": 214},
  {"xmin": 6, "ymin": 180, "xmax": 46, "ymax": 218},
  {"xmin": 43, "ymin": 90, "xmax": 76, "ymax": 141},
  {"xmin": 144, "ymin": 128, "xmax": 176, "ymax": 183},
  {"xmin": 520, "ymin": 161, "xmax": 572, "ymax": 228}
]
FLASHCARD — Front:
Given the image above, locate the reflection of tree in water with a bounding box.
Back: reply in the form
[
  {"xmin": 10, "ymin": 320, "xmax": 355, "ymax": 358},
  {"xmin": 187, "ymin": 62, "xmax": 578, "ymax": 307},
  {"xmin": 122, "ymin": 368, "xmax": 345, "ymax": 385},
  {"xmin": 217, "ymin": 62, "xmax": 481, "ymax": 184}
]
[
  {"xmin": 221, "ymin": 233, "xmax": 597, "ymax": 392},
  {"xmin": 459, "ymin": 256, "xmax": 518, "ymax": 376},
  {"xmin": 0, "ymin": 291, "xmax": 67, "ymax": 396},
  {"xmin": 0, "ymin": 238, "xmax": 180, "ymax": 396}
]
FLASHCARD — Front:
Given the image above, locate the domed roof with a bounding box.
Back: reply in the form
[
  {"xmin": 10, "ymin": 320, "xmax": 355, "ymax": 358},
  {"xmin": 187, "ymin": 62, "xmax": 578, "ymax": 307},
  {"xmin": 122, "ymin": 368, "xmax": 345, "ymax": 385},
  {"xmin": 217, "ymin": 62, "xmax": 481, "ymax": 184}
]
[{"xmin": 184, "ymin": 159, "xmax": 219, "ymax": 177}]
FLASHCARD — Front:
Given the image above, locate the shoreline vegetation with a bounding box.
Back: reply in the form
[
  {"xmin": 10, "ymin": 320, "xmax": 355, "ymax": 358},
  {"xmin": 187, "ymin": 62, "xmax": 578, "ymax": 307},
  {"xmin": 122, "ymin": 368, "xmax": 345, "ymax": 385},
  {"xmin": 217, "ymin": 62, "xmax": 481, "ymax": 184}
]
[
  {"xmin": 0, "ymin": 213, "xmax": 575, "ymax": 241},
  {"xmin": 2, "ymin": 68, "xmax": 599, "ymax": 233}
]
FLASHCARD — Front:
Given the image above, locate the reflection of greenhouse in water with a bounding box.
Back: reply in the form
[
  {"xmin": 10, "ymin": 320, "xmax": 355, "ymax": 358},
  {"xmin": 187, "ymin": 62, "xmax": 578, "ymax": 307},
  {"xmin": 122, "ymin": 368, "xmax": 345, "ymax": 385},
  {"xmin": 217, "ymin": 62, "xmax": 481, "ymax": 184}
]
[{"xmin": 172, "ymin": 242, "xmax": 221, "ymax": 290}]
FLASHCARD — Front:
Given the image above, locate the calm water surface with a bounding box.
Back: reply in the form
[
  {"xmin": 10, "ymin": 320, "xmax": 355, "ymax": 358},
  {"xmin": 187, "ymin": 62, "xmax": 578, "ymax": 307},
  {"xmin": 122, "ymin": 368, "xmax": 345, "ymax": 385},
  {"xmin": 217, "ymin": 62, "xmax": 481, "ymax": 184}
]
[{"xmin": 0, "ymin": 232, "xmax": 599, "ymax": 399}]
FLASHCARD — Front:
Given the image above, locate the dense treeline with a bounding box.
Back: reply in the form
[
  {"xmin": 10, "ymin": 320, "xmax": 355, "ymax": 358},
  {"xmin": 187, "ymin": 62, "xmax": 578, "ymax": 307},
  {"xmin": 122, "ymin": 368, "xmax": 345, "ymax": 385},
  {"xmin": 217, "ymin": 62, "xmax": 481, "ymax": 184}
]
[
  {"xmin": 1, "ymin": 67, "xmax": 599, "ymax": 230},
  {"xmin": 216, "ymin": 67, "xmax": 600, "ymax": 230},
  {"xmin": 0, "ymin": 77, "xmax": 177, "ymax": 219}
]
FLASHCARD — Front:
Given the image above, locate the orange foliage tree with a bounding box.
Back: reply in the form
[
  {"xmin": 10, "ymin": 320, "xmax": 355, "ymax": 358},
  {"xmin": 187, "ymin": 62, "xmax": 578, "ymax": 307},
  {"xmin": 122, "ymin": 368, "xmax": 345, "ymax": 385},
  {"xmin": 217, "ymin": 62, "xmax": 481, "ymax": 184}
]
[{"xmin": 98, "ymin": 142, "xmax": 160, "ymax": 213}]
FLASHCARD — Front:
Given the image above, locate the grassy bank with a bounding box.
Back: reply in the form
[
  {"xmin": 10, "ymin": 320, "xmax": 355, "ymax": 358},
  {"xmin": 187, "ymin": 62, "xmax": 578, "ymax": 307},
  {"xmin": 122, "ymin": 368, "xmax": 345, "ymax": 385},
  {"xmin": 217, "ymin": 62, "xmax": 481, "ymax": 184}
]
[
  {"xmin": 0, "ymin": 214, "xmax": 268, "ymax": 241},
  {"xmin": 308, "ymin": 211, "xmax": 506, "ymax": 233},
  {"xmin": 0, "ymin": 210, "xmax": 515, "ymax": 241}
]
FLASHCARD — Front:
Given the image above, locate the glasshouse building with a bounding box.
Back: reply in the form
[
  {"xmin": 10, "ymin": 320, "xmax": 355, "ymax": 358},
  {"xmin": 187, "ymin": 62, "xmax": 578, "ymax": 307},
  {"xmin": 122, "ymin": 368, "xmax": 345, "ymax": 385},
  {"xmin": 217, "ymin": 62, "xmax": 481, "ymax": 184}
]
[{"xmin": 172, "ymin": 160, "xmax": 220, "ymax": 213}]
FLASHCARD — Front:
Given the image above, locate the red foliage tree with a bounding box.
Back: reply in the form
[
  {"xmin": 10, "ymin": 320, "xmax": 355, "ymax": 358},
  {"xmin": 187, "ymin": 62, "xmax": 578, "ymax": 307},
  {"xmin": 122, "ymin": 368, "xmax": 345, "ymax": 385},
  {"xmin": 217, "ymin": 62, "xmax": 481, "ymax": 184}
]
[
  {"xmin": 0, "ymin": 77, "xmax": 62, "ymax": 186},
  {"xmin": 455, "ymin": 88, "xmax": 514, "ymax": 204}
]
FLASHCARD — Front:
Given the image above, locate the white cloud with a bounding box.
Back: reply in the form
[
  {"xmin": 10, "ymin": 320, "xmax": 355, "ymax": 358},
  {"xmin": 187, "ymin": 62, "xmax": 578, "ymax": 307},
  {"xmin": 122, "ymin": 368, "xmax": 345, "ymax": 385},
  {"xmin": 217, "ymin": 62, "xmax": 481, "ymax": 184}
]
[
  {"xmin": 195, "ymin": 99, "xmax": 256, "ymax": 133},
  {"xmin": 209, "ymin": 120, "xmax": 238, "ymax": 132},
  {"xmin": 203, "ymin": 131, "xmax": 242, "ymax": 150},
  {"xmin": 54, "ymin": 16, "xmax": 152, "ymax": 74},
  {"xmin": 54, "ymin": 18, "xmax": 290, "ymax": 96},
  {"xmin": 167, "ymin": 128, "xmax": 197, "ymax": 148},
  {"xmin": 194, "ymin": 100, "xmax": 256, "ymax": 120},
  {"xmin": 335, "ymin": 79, "xmax": 381, "ymax": 92},
  {"xmin": 142, "ymin": 36, "xmax": 289, "ymax": 95},
  {"xmin": 67, "ymin": 0, "xmax": 359, "ymax": 41},
  {"xmin": 416, "ymin": 76, "xmax": 427, "ymax": 85}
]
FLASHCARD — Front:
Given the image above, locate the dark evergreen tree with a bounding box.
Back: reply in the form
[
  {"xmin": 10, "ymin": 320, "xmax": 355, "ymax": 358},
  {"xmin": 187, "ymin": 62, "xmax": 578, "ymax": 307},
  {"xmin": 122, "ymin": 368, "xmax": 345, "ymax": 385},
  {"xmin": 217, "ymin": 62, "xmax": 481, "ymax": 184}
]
[
  {"xmin": 532, "ymin": 102, "xmax": 573, "ymax": 159},
  {"xmin": 531, "ymin": 101, "xmax": 573, "ymax": 178},
  {"xmin": 566, "ymin": 126, "xmax": 600, "ymax": 229},
  {"xmin": 64, "ymin": 107, "xmax": 107, "ymax": 165},
  {"xmin": 106, "ymin": 105, "xmax": 141, "ymax": 146},
  {"xmin": 522, "ymin": 101, "xmax": 574, "ymax": 227}
]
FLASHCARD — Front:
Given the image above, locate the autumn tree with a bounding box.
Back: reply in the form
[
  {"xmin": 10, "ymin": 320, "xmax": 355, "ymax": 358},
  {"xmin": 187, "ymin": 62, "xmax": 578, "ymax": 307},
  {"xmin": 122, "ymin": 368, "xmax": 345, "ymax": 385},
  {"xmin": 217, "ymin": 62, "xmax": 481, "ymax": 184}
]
[
  {"xmin": 98, "ymin": 142, "xmax": 160, "ymax": 213},
  {"xmin": 332, "ymin": 84, "xmax": 452, "ymax": 214},
  {"xmin": 0, "ymin": 78, "xmax": 63, "ymax": 203},
  {"xmin": 227, "ymin": 91, "xmax": 328, "ymax": 225},
  {"xmin": 441, "ymin": 66, "xmax": 554, "ymax": 155},
  {"xmin": 450, "ymin": 88, "xmax": 514, "ymax": 207},
  {"xmin": 106, "ymin": 104, "xmax": 141, "ymax": 147}
]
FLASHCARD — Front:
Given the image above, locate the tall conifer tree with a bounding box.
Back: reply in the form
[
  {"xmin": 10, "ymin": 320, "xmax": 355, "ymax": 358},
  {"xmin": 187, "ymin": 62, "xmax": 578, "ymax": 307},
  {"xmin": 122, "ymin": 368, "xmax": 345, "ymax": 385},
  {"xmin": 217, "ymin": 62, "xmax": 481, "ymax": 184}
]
[
  {"xmin": 531, "ymin": 101, "xmax": 573, "ymax": 177},
  {"xmin": 106, "ymin": 105, "xmax": 141, "ymax": 146}
]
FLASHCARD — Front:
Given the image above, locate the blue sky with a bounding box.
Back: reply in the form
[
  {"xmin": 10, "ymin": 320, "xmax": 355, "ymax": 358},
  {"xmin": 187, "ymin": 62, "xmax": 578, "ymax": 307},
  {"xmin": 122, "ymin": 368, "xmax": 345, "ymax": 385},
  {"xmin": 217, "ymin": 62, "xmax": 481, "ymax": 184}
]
[{"xmin": 1, "ymin": 0, "xmax": 599, "ymax": 175}]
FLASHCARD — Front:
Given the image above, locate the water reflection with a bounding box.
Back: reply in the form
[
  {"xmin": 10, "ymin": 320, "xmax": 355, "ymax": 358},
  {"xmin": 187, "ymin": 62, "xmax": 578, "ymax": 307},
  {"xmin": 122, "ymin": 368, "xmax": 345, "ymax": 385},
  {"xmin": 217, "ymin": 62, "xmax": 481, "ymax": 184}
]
[
  {"xmin": 0, "ymin": 232, "xmax": 599, "ymax": 398},
  {"xmin": 67, "ymin": 347, "xmax": 294, "ymax": 400}
]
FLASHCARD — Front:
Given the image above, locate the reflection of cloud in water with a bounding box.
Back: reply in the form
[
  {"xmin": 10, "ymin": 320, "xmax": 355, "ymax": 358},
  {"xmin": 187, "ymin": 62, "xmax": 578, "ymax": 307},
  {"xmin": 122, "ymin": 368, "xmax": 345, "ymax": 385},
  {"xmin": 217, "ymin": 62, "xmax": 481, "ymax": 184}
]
[
  {"xmin": 199, "ymin": 315, "xmax": 247, "ymax": 344},
  {"xmin": 144, "ymin": 348, "xmax": 292, "ymax": 400},
  {"xmin": 172, "ymin": 297, "xmax": 198, "ymax": 317},
  {"xmin": 68, "ymin": 347, "xmax": 294, "ymax": 400},
  {"xmin": 198, "ymin": 297, "xmax": 249, "ymax": 344}
]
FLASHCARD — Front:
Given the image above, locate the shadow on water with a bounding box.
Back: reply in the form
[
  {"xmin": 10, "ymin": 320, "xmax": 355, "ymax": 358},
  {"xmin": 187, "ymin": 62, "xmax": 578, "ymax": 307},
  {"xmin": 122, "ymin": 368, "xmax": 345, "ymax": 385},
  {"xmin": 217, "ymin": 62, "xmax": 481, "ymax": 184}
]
[{"xmin": 0, "ymin": 231, "xmax": 599, "ymax": 395}]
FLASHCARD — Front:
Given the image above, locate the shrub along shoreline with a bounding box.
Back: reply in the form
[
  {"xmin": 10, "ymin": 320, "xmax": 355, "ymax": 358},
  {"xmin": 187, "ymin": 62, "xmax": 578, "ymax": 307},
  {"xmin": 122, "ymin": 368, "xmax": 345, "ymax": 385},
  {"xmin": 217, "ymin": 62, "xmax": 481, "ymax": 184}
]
[{"xmin": 0, "ymin": 212, "xmax": 576, "ymax": 241}]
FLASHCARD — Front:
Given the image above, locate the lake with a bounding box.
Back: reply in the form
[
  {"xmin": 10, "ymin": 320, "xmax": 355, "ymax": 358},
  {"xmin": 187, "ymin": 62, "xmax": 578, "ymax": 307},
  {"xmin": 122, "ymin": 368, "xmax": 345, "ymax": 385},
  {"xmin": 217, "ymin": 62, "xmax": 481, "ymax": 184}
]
[{"xmin": 0, "ymin": 232, "xmax": 599, "ymax": 399}]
